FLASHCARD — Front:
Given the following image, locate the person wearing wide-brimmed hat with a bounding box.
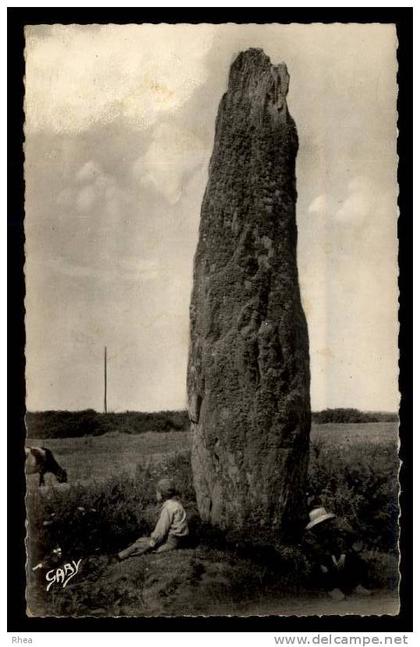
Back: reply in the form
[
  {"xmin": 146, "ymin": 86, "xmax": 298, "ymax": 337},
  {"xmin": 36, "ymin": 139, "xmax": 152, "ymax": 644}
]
[
  {"xmin": 118, "ymin": 477, "xmax": 189, "ymax": 560},
  {"xmin": 303, "ymin": 503, "xmax": 371, "ymax": 601}
]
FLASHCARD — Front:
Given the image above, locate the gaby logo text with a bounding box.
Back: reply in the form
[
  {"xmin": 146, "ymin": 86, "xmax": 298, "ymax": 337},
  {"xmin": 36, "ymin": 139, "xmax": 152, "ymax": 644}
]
[{"xmin": 45, "ymin": 559, "xmax": 82, "ymax": 591}]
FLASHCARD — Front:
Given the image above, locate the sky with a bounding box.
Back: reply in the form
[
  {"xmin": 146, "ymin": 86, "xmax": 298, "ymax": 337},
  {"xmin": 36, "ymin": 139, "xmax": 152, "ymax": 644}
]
[{"xmin": 24, "ymin": 23, "xmax": 399, "ymax": 413}]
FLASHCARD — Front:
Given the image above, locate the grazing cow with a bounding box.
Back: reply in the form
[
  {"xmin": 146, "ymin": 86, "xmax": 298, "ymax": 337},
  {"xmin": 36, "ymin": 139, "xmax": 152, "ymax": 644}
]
[{"xmin": 25, "ymin": 447, "xmax": 68, "ymax": 486}]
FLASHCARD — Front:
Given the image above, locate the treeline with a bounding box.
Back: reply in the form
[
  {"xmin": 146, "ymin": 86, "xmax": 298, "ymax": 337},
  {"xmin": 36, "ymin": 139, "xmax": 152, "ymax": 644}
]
[
  {"xmin": 26, "ymin": 409, "xmax": 190, "ymax": 439},
  {"xmin": 26, "ymin": 407, "xmax": 398, "ymax": 439},
  {"xmin": 312, "ymin": 408, "xmax": 398, "ymax": 424}
]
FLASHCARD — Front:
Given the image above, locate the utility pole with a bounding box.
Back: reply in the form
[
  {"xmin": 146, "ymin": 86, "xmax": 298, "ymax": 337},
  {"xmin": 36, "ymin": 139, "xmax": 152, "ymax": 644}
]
[{"xmin": 104, "ymin": 346, "xmax": 107, "ymax": 414}]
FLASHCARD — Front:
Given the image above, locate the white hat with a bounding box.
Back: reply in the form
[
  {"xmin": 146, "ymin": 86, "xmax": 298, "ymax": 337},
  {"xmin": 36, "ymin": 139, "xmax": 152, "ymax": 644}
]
[{"xmin": 305, "ymin": 506, "xmax": 336, "ymax": 530}]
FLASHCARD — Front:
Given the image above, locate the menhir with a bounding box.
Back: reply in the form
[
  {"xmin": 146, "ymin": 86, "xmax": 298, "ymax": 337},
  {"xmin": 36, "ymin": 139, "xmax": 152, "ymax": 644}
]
[{"xmin": 188, "ymin": 49, "xmax": 311, "ymax": 540}]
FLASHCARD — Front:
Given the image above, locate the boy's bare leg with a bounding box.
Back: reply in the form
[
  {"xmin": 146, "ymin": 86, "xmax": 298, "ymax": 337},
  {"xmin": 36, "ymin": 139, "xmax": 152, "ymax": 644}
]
[{"xmin": 118, "ymin": 537, "xmax": 151, "ymax": 560}]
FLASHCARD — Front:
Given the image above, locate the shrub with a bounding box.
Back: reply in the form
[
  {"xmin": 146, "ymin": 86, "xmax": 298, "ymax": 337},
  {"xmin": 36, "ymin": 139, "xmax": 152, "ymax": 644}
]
[
  {"xmin": 25, "ymin": 409, "xmax": 190, "ymax": 439},
  {"xmin": 26, "ymin": 440, "xmax": 400, "ymax": 616},
  {"xmin": 26, "ymin": 437, "xmax": 399, "ymax": 567},
  {"xmin": 312, "ymin": 408, "xmax": 398, "ymax": 424},
  {"xmin": 26, "ymin": 408, "xmax": 399, "ymax": 440},
  {"xmin": 307, "ymin": 439, "xmax": 399, "ymax": 552},
  {"xmin": 26, "ymin": 451, "xmax": 195, "ymax": 565}
]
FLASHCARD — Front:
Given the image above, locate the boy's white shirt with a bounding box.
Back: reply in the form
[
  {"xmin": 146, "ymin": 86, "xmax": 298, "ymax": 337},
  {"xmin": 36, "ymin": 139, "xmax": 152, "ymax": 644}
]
[{"xmin": 149, "ymin": 498, "xmax": 189, "ymax": 548}]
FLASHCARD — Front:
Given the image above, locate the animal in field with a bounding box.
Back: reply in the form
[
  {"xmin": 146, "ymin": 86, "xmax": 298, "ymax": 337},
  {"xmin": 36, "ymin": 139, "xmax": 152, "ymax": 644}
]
[{"xmin": 25, "ymin": 446, "xmax": 68, "ymax": 486}]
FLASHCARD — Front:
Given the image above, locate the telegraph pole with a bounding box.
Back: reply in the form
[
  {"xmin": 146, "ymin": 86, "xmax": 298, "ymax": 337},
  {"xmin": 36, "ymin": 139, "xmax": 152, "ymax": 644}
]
[{"xmin": 104, "ymin": 346, "xmax": 108, "ymax": 413}]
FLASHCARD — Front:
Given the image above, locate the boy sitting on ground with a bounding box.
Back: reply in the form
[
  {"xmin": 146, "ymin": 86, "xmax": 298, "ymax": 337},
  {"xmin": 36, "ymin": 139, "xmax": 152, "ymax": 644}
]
[
  {"xmin": 118, "ymin": 478, "xmax": 189, "ymax": 560},
  {"xmin": 303, "ymin": 503, "xmax": 372, "ymax": 601}
]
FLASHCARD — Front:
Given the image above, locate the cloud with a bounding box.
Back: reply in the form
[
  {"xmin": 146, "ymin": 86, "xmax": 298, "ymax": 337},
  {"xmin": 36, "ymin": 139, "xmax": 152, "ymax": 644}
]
[
  {"xmin": 43, "ymin": 255, "xmax": 159, "ymax": 284},
  {"xmin": 76, "ymin": 184, "xmax": 97, "ymax": 212},
  {"xmin": 336, "ymin": 176, "xmax": 378, "ymax": 226},
  {"xmin": 56, "ymin": 187, "xmax": 74, "ymax": 208},
  {"xmin": 25, "ymin": 24, "xmax": 215, "ymax": 133},
  {"xmin": 300, "ymin": 172, "xmax": 398, "ymax": 410},
  {"xmin": 72, "ymin": 161, "xmax": 134, "ymax": 220},
  {"xmin": 118, "ymin": 257, "xmax": 160, "ymax": 282},
  {"xmin": 133, "ymin": 122, "xmax": 207, "ymax": 204},
  {"xmin": 308, "ymin": 194, "xmax": 327, "ymax": 215},
  {"xmin": 76, "ymin": 160, "xmax": 102, "ymax": 183},
  {"xmin": 24, "ymin": 24, "xmax": 399, "ymax": 412},
  {"xmin": 307, "ymin": 176, "xmax": 394, "ymax": 238}
]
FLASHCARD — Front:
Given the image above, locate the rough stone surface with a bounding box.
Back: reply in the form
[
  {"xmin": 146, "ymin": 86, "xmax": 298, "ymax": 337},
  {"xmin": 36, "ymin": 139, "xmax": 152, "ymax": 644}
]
[{"xmin": 187, "ymin": 49, "xmax": 311, "ymax": 537}]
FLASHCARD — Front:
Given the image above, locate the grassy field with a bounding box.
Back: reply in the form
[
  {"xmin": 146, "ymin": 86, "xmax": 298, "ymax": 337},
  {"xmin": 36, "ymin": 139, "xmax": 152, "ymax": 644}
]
[
  {"xmin": 26, "ymin": 422, "xmax": 399, "ymax": 485},
  {"xmin": 26, "ymin": 429, "xmax": 191, "ymax": 484},
  {"xmin": 25, "ymin": 421, "xmax": 400, "ymax": 616}
]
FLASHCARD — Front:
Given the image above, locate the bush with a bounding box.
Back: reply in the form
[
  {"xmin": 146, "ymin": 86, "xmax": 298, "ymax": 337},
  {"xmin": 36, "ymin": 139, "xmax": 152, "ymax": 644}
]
[
  {"xmin": 26, "ymin": 451, "xmax": 195, "ymax": 564},
  {"xmin": 26, "ymin": 438, "xmax": 399, "ymax": 567},
  {"xmin": 25, "ymin": 409, "xmax": 190, "ymax": 439},
  {"xmin": 27, "ymin": 471, "xmax": 150, "ymax": 565},
  {"xmin": 26, "ymin": 442, "xmax": 399, "ymax": 616},
  {"xmin": 307, "ymin": 439, "xmax": 399, "ymax": 552},
  {"xmin": 312, "ymin": 408, "xmax": 398, "ymax": 424}
]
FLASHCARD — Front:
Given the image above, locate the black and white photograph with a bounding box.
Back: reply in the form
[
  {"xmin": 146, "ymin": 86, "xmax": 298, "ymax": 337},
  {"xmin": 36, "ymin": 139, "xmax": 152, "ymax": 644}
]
[{"xmin": 20, "ymin": 18, "xmax": 403, "ymax": 619}]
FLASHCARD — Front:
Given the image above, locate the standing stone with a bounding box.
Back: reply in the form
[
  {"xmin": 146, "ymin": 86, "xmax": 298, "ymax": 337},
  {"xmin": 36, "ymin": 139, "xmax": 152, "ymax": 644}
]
[{"xmin": 187, "ymin": 49, "xmax": 311, "ymax": 539}]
